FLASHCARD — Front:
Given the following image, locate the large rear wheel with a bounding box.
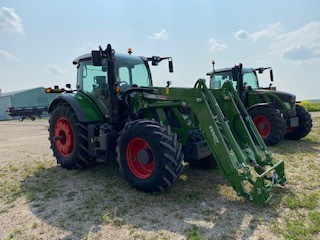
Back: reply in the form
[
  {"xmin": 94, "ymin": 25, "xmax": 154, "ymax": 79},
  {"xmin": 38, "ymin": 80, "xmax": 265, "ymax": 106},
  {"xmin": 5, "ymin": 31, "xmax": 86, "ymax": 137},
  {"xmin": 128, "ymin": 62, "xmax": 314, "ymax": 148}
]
[
  {"xmin": 285, "ymin": 105, "xmax": 312, "ymax": 140},
  {"xmin": 116, "ymin": 119, "xmax": 183, "ymax": 192},
  {"xmin": 49, "ymin": 102, "xmax": 94, "ymax": 169},
  {"xmin": 248, "ymin": 105, "xmax": 286, "ymax": 145}
]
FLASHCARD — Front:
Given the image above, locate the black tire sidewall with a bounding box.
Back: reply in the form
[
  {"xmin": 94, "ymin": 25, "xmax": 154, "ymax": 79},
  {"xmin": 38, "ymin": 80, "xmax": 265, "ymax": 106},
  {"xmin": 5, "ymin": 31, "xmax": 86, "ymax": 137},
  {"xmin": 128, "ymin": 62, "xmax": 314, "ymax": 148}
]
[
  {"xmin": 49, "ymin": 104, "xmax": 80, "ymax": 169},
  {"xmin": 249, "ymin": 105, "xmax": 286, "ymax": 145},
  {"xmin": 118, "ymin": 119, "xmax": 182, "ymax": 192},
  {"xmin": 119, "ymin": 123, "xmax": 167, "ymax": 190},
  {"xmin": 285, "ymin": 105, "xmax": 312, "ymax": 140}
]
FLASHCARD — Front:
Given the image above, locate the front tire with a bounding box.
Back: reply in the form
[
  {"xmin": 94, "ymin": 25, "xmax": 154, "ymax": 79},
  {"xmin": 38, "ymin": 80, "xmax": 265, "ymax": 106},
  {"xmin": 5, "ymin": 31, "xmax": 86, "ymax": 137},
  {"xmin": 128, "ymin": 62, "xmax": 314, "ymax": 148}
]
[
  {"xmin": 248, "ymin": 105, "xmax": 286, "ymax": 145},
  {"xmin": 116, "ymin": 119, "xmax": 183, "ymax": 192},
  {"xmin": 285, "ymin": 105, "xmax": 312, "ymax": 140},
  {"xmin": 49, "ymin": 102, "xmax": 94, "ymax": 169}
]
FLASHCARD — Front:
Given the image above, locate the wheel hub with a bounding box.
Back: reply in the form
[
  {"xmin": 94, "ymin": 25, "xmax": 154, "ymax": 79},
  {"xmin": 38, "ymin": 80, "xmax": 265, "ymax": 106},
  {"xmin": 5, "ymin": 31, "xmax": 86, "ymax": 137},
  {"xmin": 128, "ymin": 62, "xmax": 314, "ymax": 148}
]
[
  {"xmin": 54, "ymin": 117, "xmax": 74, "ymax": 157},
  {"xmin": 253, "ymin": 115, "xmax": 271, "ymax": 137},
  {"xmin": 126, "ymin": 138, "xmax": 155, "ymax": 179},
  {"xmin": 137, "ymin": 149, "xmax": 153, "ymax": 165}
]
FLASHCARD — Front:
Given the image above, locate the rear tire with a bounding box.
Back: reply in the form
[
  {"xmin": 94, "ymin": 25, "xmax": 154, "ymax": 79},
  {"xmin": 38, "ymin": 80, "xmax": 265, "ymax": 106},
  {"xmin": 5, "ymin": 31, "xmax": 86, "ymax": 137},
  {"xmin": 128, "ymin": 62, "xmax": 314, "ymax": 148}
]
[
  {"xmin": 116, "ymin": 119, "xmax": 183, "ymax": 192},
  {"xmin": 49, "ymin": 102, "xmax": 95, "ymax": 169},
  {"xmin": 248, "ymin": 105, "xmax": 286, "ymax": 145},
  {"xmin": 285, "ymin": 105, "xmax": 312, "ymax": 140}
]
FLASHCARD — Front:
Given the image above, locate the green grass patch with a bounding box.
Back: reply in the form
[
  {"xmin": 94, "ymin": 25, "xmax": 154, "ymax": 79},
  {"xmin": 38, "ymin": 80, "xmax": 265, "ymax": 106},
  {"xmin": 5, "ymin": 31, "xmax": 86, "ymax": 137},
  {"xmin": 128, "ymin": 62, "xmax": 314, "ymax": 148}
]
[
  {"xmin": 185, "ymin": 226, "xmax": 204, "ymax": 240},
  {"xmin": 285, "ymin": 192, "xmax": 319, "ymax": 210},
  {"xmin": 5, "ymin": 228, "xmax": 22, "ymax": 240},
  {"xmin": 0, "ymin": 180, "xmax": 23, "ymax": 204},
  {"xmin": 272, "ymin": 212, "xmax": 320, "ymax": 240}
]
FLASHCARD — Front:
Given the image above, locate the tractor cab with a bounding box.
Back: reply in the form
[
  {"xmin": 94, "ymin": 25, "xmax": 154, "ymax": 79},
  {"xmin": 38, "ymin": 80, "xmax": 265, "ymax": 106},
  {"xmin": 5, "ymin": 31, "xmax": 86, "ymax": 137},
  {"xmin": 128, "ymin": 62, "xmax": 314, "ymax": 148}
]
[
  {"xmin": 70, "ymin": 48, "xmax": 173, "ymax": 125},
  {"xmin": 73, "ymin": 53, "xmax": 153, "ymax": 95}
]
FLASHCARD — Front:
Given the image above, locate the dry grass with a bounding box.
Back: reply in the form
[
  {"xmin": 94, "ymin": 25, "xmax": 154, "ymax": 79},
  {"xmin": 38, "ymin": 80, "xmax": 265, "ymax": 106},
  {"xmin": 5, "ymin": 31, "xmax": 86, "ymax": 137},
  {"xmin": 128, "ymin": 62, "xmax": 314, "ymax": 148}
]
[{"xmin": 0, "ymin": 115, "xmax": 319, "ymax": 240}]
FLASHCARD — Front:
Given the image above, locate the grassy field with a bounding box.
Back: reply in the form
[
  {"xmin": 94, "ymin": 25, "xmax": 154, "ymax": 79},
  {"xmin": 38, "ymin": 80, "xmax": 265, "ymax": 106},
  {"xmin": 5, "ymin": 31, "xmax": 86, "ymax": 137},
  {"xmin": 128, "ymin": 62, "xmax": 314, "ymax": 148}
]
[
  {"xmin": 300, "ymin": 101, "xmax": 320, "ymax": 112},
  {"xmin": 0, "ymin": 115, "xmax": 319, "ymax": 240}
]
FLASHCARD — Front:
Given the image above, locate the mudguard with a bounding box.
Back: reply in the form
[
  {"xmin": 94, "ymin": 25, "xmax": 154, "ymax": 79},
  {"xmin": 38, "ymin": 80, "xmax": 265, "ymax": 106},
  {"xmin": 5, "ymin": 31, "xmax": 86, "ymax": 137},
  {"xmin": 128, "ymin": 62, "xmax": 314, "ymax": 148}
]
[
  {"xmin": 48, "ymin": 92, "xmax": 105, "ymax": 123},
  {"xmin": 247, "ymin": 102, "xmax": 272, "ymax": 112}
]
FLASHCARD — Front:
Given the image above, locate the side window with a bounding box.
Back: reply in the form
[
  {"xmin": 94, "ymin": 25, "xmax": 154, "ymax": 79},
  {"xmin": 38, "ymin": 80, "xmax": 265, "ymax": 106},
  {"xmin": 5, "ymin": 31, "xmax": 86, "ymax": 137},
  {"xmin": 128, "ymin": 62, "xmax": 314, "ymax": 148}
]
[
  {"xmin": 82, "ymin": 65, "xmax": 108, "ymax": 96},
  {"xmin": 211, "ymin": 75, "xmax": 222, "ymax": 89},
  {"xmin": 211, "ymin": 73, "xmax": 236, "ymax": 89},
  {"xmin": 118, "ymin": 67, "xmax": 130, "ymax": 84}
]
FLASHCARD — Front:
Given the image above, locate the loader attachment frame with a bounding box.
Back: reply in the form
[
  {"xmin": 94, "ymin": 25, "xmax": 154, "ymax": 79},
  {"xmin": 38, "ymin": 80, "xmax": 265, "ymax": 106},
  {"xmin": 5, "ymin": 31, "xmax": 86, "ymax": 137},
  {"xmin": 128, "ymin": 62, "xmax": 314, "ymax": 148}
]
[{"xmin": 132, "ymin": 78, "xmax": 286, "ymax": 203}]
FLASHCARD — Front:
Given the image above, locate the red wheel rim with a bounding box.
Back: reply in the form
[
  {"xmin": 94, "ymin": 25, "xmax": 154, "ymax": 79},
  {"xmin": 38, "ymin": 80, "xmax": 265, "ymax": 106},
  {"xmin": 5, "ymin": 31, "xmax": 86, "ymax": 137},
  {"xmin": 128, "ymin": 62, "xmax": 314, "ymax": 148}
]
[
  {"xmin": 126, "ymin": 138, "xmax": 155, "ymax": 179},
  {"xmin": 54, "ymin": 117, "xmax": 74, "ymax": 157},
  {"xmin": 253, "ymin": 115, "xmax": 271, "ymax": 137}
]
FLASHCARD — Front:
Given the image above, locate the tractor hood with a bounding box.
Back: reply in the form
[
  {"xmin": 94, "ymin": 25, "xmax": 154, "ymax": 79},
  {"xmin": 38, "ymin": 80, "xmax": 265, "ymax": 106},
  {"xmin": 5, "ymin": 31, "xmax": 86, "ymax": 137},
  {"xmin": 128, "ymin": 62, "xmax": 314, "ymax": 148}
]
[
  {"xmin": 252, "ymin": 89, "xmax": 296, "ymax": 108},
  {"xmin": 256, "ymin": 89, "xmax": 295, "ymax": 101}
]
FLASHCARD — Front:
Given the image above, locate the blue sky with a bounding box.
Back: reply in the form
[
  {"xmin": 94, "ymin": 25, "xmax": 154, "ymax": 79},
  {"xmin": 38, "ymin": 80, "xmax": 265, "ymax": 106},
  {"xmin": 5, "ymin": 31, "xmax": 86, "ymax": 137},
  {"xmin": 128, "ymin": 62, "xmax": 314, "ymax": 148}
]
[{"xmin": 1, "ymin": 0, "xmax": 320, "ymax": 100}]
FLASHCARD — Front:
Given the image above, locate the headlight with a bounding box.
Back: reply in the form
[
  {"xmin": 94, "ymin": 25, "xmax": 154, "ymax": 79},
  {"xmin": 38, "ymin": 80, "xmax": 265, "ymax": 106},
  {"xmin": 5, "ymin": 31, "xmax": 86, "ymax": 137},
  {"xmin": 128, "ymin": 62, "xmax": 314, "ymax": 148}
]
[{"xmin": 284, "ymin": 102, "xmax": 291, "ymax": 109}]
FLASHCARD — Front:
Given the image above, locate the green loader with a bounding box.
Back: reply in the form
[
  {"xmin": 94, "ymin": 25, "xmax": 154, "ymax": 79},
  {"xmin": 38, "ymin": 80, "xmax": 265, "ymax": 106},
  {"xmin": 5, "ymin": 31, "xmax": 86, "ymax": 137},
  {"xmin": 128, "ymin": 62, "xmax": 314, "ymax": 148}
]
[
  {"xmin": 46, "ymin": 44, "xmax": 286, "ymax": 203},
  {"xmin": 208, "ymin": 63, "xmax": 312, "ymax": 145}
]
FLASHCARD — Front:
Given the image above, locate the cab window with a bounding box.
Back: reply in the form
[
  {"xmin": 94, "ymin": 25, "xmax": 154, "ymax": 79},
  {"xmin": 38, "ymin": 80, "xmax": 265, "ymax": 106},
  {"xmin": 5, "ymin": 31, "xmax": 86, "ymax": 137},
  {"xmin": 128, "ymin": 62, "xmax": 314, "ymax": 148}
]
[
  {"xmin": 78, "ymin": 61, "xmax": 108, "ymax": 98},
  {"xmin": 210, "ymin": 72, "xmax": 237, "ymax": 89}
]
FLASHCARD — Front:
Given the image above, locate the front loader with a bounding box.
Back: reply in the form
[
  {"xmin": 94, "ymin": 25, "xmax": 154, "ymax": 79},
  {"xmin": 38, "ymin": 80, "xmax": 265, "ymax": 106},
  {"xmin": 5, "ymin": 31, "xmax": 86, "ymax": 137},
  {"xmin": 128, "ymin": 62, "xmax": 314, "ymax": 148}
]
[{"xmin": 46, "ymin": 44, "xmax": 286, "ymax": 203}]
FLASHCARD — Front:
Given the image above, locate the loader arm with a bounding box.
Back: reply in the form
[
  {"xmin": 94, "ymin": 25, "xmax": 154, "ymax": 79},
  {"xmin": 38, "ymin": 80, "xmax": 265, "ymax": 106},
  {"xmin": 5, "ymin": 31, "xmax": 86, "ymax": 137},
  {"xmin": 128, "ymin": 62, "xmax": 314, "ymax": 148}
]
[{"xmin": 132, "ymin": 79, "xmax": 286, "ymax": 203}]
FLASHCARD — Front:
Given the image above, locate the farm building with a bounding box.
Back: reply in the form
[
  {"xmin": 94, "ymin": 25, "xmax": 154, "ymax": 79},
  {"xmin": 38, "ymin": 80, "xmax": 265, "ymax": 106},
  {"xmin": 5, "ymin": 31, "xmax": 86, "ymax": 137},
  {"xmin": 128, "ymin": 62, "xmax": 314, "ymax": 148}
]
[{"xmin": 0, "ymin": 87, "xmax": 58, "ymax": 120}]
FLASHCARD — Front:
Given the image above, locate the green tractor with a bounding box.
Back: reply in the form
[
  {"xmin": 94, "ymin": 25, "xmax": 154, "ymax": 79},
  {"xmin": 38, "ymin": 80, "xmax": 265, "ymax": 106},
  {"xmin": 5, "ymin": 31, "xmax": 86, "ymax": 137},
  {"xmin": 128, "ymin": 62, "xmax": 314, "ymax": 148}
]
[
  {"xmin": 207, "ymin": 63, "xmax": 312, "ymax": 145},
  {"xmin": 46, "ymin": 44, "xmax": 286, "ymax": 203}
]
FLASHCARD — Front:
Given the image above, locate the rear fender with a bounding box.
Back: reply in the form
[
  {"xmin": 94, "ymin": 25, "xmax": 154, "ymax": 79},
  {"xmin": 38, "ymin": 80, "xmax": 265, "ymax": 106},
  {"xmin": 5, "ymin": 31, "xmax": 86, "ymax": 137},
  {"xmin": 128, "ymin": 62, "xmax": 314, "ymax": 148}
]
[{"xmin": 48, "ymin": 93, "xmax": 104, "ymax": 123}]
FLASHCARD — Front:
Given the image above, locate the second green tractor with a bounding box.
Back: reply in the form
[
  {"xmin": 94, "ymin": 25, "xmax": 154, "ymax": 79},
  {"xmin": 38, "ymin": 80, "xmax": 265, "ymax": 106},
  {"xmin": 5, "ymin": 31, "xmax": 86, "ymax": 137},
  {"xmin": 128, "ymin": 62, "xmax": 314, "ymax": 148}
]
[{"xmin": 208, "ymin": 63, "xmax": 312, "ymax": 145}]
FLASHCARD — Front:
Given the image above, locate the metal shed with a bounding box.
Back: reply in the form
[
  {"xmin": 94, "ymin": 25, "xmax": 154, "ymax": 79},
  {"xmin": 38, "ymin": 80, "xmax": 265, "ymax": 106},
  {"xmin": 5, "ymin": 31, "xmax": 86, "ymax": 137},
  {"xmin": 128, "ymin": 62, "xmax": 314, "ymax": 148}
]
[{"xmin": 0, "ymin": 87, "xmax": 58, "ymax": 120}]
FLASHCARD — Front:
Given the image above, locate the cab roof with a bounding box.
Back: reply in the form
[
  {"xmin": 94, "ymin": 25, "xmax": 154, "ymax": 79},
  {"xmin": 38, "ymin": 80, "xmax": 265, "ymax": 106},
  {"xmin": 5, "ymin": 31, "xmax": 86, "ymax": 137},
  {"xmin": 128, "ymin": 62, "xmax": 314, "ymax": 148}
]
[
  {"xmin": 206, "ymin": 67, "xmax": 253, "ymax": 76},
  {"xmin": 72, "ymin": 52, "xmax": 147, "ymax": 65}
]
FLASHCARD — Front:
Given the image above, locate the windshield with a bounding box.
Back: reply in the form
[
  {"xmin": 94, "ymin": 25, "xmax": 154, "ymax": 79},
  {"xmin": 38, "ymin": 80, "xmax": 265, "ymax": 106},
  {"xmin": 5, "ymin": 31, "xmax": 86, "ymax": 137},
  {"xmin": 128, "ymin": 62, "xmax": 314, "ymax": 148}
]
[
  {"xmin": 210, "ymin": 69, "xmax": 259, "ymax": 90},
  {"xmin": 243, "ymin": 71, "xmax": 259, "ymax": 90},
  {"xmin": 77, "ymin": 54, "xmax": 152, "ymax": 95}
]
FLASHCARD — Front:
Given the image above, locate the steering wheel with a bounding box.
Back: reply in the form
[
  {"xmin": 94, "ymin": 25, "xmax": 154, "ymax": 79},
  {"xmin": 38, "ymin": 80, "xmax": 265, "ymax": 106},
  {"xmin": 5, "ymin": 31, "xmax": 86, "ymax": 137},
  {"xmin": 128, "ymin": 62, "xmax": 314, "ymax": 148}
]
[{"xmin": 119, "ymin": 81, "xmax": 130, "ymax": 92}]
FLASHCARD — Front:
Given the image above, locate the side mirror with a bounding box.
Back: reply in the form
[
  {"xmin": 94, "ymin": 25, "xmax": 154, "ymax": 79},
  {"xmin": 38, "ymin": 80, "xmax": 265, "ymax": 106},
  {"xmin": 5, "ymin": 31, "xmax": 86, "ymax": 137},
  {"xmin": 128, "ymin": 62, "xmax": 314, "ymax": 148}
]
[
  {"xmin": 66, "ymin": 84, "xmax": 71, "ymax": 89},
  {"xmin": 91, "ymin": 50, "xmax": 102, "ymax": 66},
  {"xmin": 169, "ymin": 60, "xmax": 173, "ymax": 73},
  {"xmin": 270, "ymin": 69, "xmax": 274, "ymax": 82}
]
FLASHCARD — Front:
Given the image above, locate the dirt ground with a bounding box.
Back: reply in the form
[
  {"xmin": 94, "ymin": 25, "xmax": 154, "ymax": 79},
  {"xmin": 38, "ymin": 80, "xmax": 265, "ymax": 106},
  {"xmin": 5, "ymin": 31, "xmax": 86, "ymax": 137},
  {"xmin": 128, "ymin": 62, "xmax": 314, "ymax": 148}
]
[{"xmin": 0, "ymin": 114, "xmax": 319, "ymax": 240}]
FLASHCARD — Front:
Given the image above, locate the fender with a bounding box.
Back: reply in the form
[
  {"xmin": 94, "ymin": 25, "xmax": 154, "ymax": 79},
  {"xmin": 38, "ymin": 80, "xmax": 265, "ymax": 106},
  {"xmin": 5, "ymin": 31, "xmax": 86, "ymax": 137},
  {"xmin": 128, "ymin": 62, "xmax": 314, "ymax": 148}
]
[
  {"xmin": 48, "ymin": 93, "xmax": 104, "ymax": 123},
  {"xmin": 247, "ymin": 102, "xmax": 272, "ymax": 112}
]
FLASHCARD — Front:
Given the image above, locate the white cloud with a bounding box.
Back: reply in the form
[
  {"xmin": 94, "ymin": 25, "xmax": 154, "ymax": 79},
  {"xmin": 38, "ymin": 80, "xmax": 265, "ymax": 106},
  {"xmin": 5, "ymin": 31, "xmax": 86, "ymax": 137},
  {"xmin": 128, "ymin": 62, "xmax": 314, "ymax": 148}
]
[
  {"xmin": 250, "ymin": 22, "xmax": 283, "ymax": 42},
  {"xmin": 0, "ymin": 7, "xmax": 23, "ymax": 34},
  {"xmin": 282, "ymin": 44, "xmax": 320, "ymax": 60},
  {"xmin": 148, "ymin": 29, "xmax": 169, "ymax": 40},
  {"xmin": 235, "ymin": 30, "xmax": 249, "ymax": 40},
  {"xmin": 208, "ymin": 38, "xmax": 227, "ymax": 52},
  {"xmin": 270, "ymin": 21, "xmax": 320, "ymax": 61},
  {"xmin": 46, "ymin": 65, "xmax": 67, "ymax": 76},
  {"xmin": 0, "ymin": 49, "xmax": 20, "ymax": 61},
  {"xmin": 234, "ymin": 21, "xmax": 320, "ymax": 61},
  {"xmin": 235, "ymin": 22, "xmax": 283, "ymax": 42}
]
